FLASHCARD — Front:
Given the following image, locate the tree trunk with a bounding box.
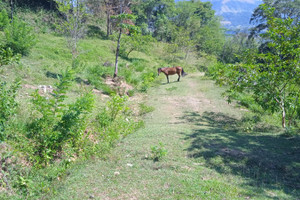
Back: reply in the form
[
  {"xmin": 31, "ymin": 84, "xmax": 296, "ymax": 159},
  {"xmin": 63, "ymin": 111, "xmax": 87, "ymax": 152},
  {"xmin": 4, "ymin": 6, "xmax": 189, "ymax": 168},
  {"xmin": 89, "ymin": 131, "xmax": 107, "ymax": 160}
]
[
  {"xmin": 10, "ymin": 0, "xmax": 14, "ymax": 23},
  {"xmin": 282, "ymin": 106, "xmax": 286, "ymax": 128},
  {"xmin": 114, "ymin": 28, "xmax": 122, "ymax": 78},
  {"xmin": 280, "ymin": 98, "xmax": 286, "ymax": 128},
  {"xmin": 106, "ymin": 2, "xmax": 111, "ymax": 38},
  {"xmin": 185, "ymin": 49, "xmax": 190, "ymax": 60}
]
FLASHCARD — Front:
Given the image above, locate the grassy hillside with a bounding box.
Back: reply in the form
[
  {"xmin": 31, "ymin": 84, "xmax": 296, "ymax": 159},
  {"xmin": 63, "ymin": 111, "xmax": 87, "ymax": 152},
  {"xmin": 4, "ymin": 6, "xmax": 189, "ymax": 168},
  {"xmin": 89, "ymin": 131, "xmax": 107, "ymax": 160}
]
[
  {"xmin": 0, "ymin": 25, "xmax": 210, "ymax": 198},
  {"xmin": 1, "ymin": 6, "xmax": 298, "ymax": 200},
  {"xmin": 44, "ymin": 73, "xmax": 299, "ymax": 200}
]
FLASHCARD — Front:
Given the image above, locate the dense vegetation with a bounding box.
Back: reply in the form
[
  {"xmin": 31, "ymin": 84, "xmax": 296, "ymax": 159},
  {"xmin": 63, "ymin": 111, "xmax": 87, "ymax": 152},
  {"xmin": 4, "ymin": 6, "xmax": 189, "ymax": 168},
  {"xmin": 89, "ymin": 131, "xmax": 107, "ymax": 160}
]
[
  {"xmin": 210, "ymin": 1, "xmax": 300, "ymax": 132},
  {"xmin": 0, "ymin": 0, "xmax": 299, "ymax": 198}
]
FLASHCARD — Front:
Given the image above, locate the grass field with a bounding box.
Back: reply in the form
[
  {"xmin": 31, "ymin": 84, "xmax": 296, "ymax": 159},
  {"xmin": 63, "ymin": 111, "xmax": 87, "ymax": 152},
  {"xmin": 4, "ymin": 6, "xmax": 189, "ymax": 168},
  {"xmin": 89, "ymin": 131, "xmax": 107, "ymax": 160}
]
[
  {"xmin": 42, "ymin": 73, "xmax": 300, "ymax": 200},
  {"xmin": 1, "ymin": 29, "xmax": 299, "ymax": 199}
]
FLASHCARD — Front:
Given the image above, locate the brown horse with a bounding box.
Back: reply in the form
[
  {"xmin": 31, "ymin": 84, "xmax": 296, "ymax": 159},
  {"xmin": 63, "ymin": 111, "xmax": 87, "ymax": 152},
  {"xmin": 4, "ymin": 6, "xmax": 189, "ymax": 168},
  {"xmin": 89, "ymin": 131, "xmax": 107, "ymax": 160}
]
[{"xmin": 158, "ymin": 66, "xmax": 187, "ymax": 83}]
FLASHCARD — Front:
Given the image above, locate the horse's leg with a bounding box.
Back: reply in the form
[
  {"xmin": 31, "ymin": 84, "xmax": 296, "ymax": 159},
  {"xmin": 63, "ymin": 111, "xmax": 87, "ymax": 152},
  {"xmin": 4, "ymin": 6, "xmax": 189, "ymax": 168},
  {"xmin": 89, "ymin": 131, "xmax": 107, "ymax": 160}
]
[
  {"xmin": 177, "ymin": 73, "xmax": 180, "ymax": 82},
  {"xmin": 167, "ymin": 75, "xmax": 169, "ymax": 83}
]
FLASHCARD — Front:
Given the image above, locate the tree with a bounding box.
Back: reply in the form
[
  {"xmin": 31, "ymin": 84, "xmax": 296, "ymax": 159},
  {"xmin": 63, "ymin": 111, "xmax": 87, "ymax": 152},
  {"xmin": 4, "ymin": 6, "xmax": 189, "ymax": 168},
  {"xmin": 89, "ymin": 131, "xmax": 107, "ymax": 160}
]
[
  {"xmin": 111, "ymin": 1, "xmax": 137, "ymax": 78},
  {"xmin": 120, "ymin": 33, "xmax": 154, "ymax": 58},
  {"xmin": 214, "ymin": 5, "xmax": 300, "ymax": 128},
  {"xmin": 173, "ymin": 0, "xmax": 223, "ymax": 55},
  {"xmin": 55, "ymin": 0, "xmax": 88, "ymax": 60},
  {"xmin": 220, "ymin": 30, "xmax": 258, "ymax": 64},
  {"xmin": 250, "ymin": 0, "xmax": 300, "ymax": 37},
  {"xmin": 131, "ymin": 0, "xmax": 175, "ymax": 40}
]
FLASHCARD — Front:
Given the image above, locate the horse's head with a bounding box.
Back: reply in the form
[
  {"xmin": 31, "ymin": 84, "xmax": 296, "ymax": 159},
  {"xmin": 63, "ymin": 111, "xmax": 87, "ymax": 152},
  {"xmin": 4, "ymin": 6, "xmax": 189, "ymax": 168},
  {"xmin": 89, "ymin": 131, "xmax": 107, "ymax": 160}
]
[{"xmin": 157, "ymin": 68, "xmax": 162, "ymax": 76}]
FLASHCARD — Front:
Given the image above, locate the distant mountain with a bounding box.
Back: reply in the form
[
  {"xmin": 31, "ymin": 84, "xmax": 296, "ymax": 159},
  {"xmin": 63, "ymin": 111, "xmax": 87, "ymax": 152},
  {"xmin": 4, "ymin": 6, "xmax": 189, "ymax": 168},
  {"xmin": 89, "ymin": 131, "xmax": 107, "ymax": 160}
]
[
  {"xmin": 176, "ymin": 0, "xmax": 262, "ymax": 30},
  {"xmin": 204, "ymin": 0, "xmax": 262, "ymax": 30}
]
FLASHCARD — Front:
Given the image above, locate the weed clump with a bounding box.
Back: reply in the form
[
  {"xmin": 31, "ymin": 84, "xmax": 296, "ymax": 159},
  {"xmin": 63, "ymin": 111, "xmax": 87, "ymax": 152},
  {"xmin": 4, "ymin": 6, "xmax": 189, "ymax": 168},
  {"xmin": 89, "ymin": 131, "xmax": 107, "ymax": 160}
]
[{"xmin": 150, "ymin": 142, "xmax": 167, "ymax": 162}]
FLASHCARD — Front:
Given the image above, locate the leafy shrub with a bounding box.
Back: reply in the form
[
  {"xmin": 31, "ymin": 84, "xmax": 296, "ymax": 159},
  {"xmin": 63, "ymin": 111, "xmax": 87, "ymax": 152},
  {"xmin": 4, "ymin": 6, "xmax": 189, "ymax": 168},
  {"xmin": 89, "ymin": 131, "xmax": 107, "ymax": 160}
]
[
  {"xmin": 4, "ymin": 18, "xmax": 36, "ymax": 55},
  {"xmin": 139, "ymin": 72, "xmax": 155, "ymax": 92},
  {"xmin": 106, "ymin": 95, "xmax": 129, "ymax": 121},
  {"xmin": 95, "ymin": 95, "xmax": 142, "ymax": 145},
  {"xmin": 0, "ymin": 45, "xmax": 20, "ymax": 66},
  {"xmin": 150, "ymin": 142, "xmax": 167, "ymax": 162},
  {"xmin": 0, "ymin": 9, "xmax": 9, "ymax": 30},
  {"xmin": 26, "ymin": 68, "xmax": 94, "ymax": 167},
  {"xmin": 0, "ymin": 79, "xmax": 20, "ymax": 141},
  {"xmin": 120, "ymin": 34, "xmax": 155, "ymax": 58}
]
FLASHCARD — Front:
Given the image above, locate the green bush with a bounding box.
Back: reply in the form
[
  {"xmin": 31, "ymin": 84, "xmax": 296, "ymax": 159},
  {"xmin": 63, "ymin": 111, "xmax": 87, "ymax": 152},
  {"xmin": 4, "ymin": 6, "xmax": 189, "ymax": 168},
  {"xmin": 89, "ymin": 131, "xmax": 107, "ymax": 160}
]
[
  {"xmin": 0, "ymin": 79, "xmax": 20, "ymax": 141},
  {"xmin": 4, "ymin": 18, "xmax": 36, "ymax": 55},
  {"xmin": 139, "ymin": 72, "xmax": 155, "ymax": 92},
  {"xmin": 150, "ymin": 142, "xmax": 167, "ymax": 162},
  {"xmin": 0, "ymin": 9, "xmax": 9, "ymax": 30},
  {"xmin": 25, "ymin": 68, "xmax": 94, "ymax": 167},
  {"xmin": 95, "ymin": 95, "xmax": 142, "ymax": 145},
  {"xmin": 119, "ymin": 34, "xmax": 155, "ymax": 58},
  {"xmin": 0, "ymin": 45, "xmax": 20, "ymax": 66}
]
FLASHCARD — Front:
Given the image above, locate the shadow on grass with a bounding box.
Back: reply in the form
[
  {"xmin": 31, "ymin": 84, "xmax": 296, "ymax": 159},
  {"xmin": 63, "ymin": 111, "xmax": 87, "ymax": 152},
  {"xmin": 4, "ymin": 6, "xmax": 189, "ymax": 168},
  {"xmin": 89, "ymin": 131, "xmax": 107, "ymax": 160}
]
[
  {"xmin": 46, "ymin": 71, "xmax": 90, "ymax": 85},
  {"xmin": 161, "ymin": 80, "xmax": 180, "ymax": 85},
  {"xmin": 180, "ymin": 111, "xmax": 300, "ymax": 198}
]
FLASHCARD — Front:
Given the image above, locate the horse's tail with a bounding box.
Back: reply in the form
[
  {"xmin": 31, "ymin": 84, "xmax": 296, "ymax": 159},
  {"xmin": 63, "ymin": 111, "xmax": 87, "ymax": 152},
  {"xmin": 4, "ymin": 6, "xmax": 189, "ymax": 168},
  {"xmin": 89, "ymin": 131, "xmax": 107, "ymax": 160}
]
[{"xmin": 181, "ymin": 68, "xmax": 187, "ymax": 77}]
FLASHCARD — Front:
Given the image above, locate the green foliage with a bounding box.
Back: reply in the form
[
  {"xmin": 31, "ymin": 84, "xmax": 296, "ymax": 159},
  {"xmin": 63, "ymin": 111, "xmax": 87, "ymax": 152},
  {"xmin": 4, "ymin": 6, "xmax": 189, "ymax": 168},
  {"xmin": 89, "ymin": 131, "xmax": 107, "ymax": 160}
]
[
  {"xmin": 120, "ymin": 34, "xmax": 155, "ymax": 58},
  {"xmin": 250, "ymin": 0, "xmax": 300, "ymax": 37},
  {"xmin": 4, "ymin": 18, "xmax": 36, "ymax": 55},
  {"xmin": 171, "ymin": 0, "xmax": 224, "ymax": 55},
  {"xmin": 97, "ymin": 95, "xmax": 129, "ymax": 128},
  {"xmin": 132, "ymin": 0, "xmax": 175, "ymax": 40},
  {"xmin": 139, "ymin": 72, "xmax": 155, "ymax": 92},
  {"xmin": 55, "ymin": 0, "xmax": 88, "ymax": 59},
  {"xmin": 220, "ymin": 31, "xmax": 258, "ymax": 64},
  {"xmin": 150, "ymin": 142, "xmax": 167, "ymax": 162},
  {"xmin": 0, "ymin": 79, "xmax": 20, "ymax": 141},
  {"xmin": 25, "ymin": 68, "xmax": 94, "ymax": 167},
  {"xmin": 211, "ymin": 5, "xmax": 300, "ymax": 128},
  {"xmin": 96, "ymin": 95, "xmax": 142, "ymax": 145},
  {"xmin": 107, "ymin": 95, "xmax": 129, "ymax": 122},
  {"xmin": 0, "ymin": 9, "xmax": 9, "ymax": 30},
  {"xmin": 0, "ymin": 45, "xmax": 20, "ymax": 66}
]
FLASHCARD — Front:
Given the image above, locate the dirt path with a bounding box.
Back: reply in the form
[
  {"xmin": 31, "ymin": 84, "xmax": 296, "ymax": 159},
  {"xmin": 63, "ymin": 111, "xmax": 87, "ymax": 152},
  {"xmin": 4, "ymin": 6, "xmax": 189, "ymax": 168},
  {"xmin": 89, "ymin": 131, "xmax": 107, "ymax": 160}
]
[{"xmin": 50, "ymin": 73, "xmax": 299, "ymax": 200}]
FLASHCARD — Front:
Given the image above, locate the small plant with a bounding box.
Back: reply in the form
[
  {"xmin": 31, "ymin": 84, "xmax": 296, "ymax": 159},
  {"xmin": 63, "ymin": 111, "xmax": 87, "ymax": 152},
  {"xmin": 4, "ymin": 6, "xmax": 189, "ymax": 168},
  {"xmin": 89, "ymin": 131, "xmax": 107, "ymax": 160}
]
[
  {"xmin": 139, "ymin": 103, "xmax": 154, "ymax": 116},
  {"xmin": 96, "ymin": 94, "xmax": 129, "ymax": 129},
  {"xmin": 150, "ymin": 142, "xmax": 167, "ymax": 162},
  {"xmin": 140, "ymin": 72, "xmax": 155, "ymax": 92},
  {"xmin": 0, "ymin": 45, "xmax": 20, "ymax": 66}
]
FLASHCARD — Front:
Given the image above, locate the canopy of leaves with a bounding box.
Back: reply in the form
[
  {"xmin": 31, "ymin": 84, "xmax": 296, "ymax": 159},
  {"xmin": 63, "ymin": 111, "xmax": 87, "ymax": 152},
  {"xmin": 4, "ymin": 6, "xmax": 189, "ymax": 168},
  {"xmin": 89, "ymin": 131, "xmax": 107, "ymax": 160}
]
[
  {"xmin": 250, "ymin": 0, "xmax": 300, "ymax": 37},
  {"xmin": 213, "ymin": 5, "xmax": 300, "ymax": 128}
]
